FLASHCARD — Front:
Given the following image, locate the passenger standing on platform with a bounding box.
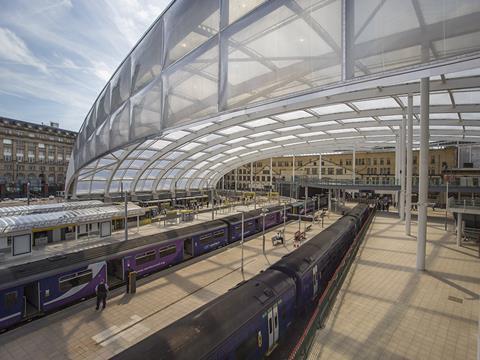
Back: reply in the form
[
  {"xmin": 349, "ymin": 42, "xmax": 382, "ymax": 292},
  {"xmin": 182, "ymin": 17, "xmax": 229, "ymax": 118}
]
[
  {"xmin": 125, "ymin": 265, "xmax": 133, "ymax": 294},
  {"xmin": 95, "ymin": 280, "xmax": 108, "ymax": 310}
]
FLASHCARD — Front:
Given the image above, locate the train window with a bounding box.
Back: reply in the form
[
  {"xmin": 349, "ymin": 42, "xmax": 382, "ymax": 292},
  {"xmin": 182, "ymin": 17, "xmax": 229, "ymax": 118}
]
[
  {"xmin": 199, "ymin": 233, "xmax": 213, "ymax": 245},
  {"xmin": 213, "ymin": 230, "xmax": 224, "ymax": 239},
  {"xmin": 159, "ymin": 245, "xmax": 176, "ymax": 258},
  {"xmin": 59, "ymin": 269, "xmax": 93, "ymax": 292},
  {"xmin": 4, "ymin": 291, "xmax": 18, "ymax": 310},
  {"xmin": 135, "ymin": 250, "xmax": 156, "ymax": 266}
]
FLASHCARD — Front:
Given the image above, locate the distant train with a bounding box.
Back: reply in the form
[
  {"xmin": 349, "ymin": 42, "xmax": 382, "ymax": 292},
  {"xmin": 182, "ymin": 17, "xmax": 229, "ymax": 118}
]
[
  {"xmin": 113, "ymin": 204, "xmax": 372, "ymax": 360},
  {"xmin": 0, "ymin": 199, "xmax": 321, "ymax": 331}
]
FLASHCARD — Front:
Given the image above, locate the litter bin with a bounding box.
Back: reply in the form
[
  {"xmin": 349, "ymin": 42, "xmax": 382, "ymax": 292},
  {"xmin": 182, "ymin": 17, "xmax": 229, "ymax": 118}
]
[{"xmin": 128, "ymin": 271, "xmax": 137, "ymax": 294}]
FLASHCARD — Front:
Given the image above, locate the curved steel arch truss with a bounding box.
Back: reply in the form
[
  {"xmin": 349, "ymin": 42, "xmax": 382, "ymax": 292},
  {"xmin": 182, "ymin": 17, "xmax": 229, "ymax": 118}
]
[{"xmin": 67, "ymin": 0, "xmax": 480, "ymax": 198}]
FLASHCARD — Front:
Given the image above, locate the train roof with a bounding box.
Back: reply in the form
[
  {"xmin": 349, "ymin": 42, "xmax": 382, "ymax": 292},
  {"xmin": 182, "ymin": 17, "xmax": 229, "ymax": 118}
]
[
  {"xmin": 0, "ymin": 220, "xmax": 227, "ymax": 290},
  {"xmin": 112, "ymin": 269, "xmax": 295, "ymax": 360}
]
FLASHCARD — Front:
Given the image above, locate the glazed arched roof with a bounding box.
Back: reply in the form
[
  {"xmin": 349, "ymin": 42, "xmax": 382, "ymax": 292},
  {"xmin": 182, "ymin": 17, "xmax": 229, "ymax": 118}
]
[{"xmin": 67, "ymin": 0, "xmax": 480, "ymax": 198}]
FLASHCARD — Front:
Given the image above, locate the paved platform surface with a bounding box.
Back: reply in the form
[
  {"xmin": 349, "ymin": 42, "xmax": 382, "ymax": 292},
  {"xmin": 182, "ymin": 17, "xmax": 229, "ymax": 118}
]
[
  {"xmin": 0, "ymin": 200, "xmax": 285, "ymax": 269},
  {"xmin": 0, "ymin": 210, "xmax": 340, "ymax": 360},
  {"xmin": 308, "ymin": 212, "xmax": 479, "ymax": 360}
]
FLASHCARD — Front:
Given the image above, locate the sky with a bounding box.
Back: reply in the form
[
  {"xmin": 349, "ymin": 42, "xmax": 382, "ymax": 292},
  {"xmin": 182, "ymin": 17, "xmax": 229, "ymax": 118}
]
[{"xmin": 0, "ymin": 0, "xmax": 170, "ymax": 132}]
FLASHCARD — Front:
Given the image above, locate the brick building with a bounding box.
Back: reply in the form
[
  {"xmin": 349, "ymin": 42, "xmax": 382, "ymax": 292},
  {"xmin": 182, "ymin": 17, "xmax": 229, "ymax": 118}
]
[{"xmin": 0, "ymin": 117, "xmax": 76, "ymax": 198}]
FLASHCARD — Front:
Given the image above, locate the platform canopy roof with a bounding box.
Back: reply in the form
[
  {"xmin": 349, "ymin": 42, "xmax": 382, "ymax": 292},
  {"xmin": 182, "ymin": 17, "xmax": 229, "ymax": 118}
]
[
  {"xmin": 0, "ymin": 200, "xmax": 105, "ymax": 217},
  {"xmin": 66, "ymin": 0, "xmax": 480, "ymax": 198},
  {"xmin": 0, "ymin": 203, "xmax": 145, "ymax": 234}
]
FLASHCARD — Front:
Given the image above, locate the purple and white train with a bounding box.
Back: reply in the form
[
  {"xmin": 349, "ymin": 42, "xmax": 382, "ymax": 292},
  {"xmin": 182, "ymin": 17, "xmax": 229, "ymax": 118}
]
[{"xmin": 0, "ymin": 201, "xmax": 320, "ymax": 331}]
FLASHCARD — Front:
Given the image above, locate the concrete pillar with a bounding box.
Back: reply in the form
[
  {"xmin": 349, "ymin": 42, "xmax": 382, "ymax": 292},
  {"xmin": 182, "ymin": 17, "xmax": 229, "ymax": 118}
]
[
  {"xmin": 352, "ymin": 148, "xmax": 356, "ymax": 184},
  {"xmin": 250, "ymin": 162, "xmax": 253, "ymax": 191},
  {"xmin": 417, "ymin": 77, "xmax": 429, "ymax": 271},
  {"xmin": 319, "ymin": 154, "xmax": 322, "ymax": 180},
  {"xmin": 405, "ymin": 94, "xmax": 413, "ymax": 235},
  {"xmin": 456, "ymin": 212, "xmax": 462, "ymax": 246},
  {"xmin": 399, "ymin": 112, "xmax": 406, "ymax": 220}
]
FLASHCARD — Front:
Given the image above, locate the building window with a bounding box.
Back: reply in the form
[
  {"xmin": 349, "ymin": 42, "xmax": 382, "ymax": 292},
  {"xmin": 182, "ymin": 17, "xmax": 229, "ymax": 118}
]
[
  {"xmin": 373, "ymin": 159, "xmax": 377, "ymax": 165},
  {"xmin": 386, "ymin": 159, "xmax": 390, "ymax": 165},
  {"xmin": 380, "ymin": 159, "xmax": 384, "ymax": 165}
]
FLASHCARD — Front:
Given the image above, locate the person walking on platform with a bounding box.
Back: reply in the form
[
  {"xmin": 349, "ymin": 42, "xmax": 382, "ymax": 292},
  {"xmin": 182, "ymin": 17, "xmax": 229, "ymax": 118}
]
[
  {"xmin": 95, "ymin": 280, "xmax": 109, "ymax": 310},
  {"xmin": 125, "ymin": 265, "xmax": 133, "ymax": 294}
]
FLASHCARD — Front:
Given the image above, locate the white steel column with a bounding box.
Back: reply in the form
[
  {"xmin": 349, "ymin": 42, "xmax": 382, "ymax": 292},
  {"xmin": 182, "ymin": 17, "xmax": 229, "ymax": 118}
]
[
  {"xmin": 292, "ymin": 155, "xmax": 295, "ymax": 181},
  {"xmin": 352, "ymin": 148, "xmax": 356, "ymax": 184},
  {"xmin": 405, "ymin": 94, "xmax": 413, "ymax": 235},
  {"xmin": 234, "ymin": 168, "xmax": 238, "ymax": 191},
  {"xmin": 399, "ymin": 112, "xmax": 406, "ymax": 220},
  {"xmin": 318, "ymin": 154, "xmax": 322, "ymax": 180},
  {"xmin": 250, "ymin": 163, "xmax": 254, "ymax": 191},
  {"xmin": 417, "ymin": 77, "xmax": 429, "ymax": 271},
  {"xmin": 457, "ymin": 141, "xmax": 460, "ymax": 167},
  {"xmin": 328, "ymin": 189, "xmax": 331, "ymax": 212},
  {"xmin": 456, "ymin": 212, "xmax": 463, "ymax": 246},
  {"xmin": 269, "ymin": 157, "xmax": 273, "ymax": 188}
]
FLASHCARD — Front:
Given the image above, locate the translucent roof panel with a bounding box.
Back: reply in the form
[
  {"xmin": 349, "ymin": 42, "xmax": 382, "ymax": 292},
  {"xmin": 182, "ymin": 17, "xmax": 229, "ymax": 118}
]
[
  {"xmin": 310, "ymin": 103, "xmax": 352, "ymax": 115},
  {"xmin": 164, "ymin": 130, "xmax": 191, "ymax": 141},
  {"xmin": 351, "ymin": 98, "xmax": 399, "ymax": 110},
  {"xmin": 275, "ymin": 111, "xmax": 312, "ymax": 121},
  {"xmin": 453, "ymin": 90, "xmax": 480, "ymax": 104},
  {"xmin": 244, "ymin": 118, "xmax": 277, "ymax": 128},
  {"xmin": 277, "ymin": 125, "xmax": 305, "ymax": 132},
  {"xmin": 249, "ymin": 131, "xmax": 276, "ymax": 138},
  {"xmin": 218, "ymin": 125, "xmax": 247, "ymax": 135}
]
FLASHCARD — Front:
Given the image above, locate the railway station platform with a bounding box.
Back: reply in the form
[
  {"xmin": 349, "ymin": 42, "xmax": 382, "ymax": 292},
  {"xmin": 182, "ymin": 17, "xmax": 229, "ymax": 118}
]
[
  {"xmin": 0, "ymin": 200, "xmax": 288, "ymax": 269},
  {"xmin": 308, "ymin": 211, "xmax": 480, "ymax": 360},
  {"xmin": 0, "ymin": 209, "xmax": 340, "ymax": 360}
]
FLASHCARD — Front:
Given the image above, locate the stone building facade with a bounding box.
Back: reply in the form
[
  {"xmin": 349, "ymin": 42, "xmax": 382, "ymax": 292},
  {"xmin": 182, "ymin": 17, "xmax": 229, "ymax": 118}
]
[
  {"xmin": 0, "ymin": 117, "xmax": 76, "ymax": 197},
  {"xmin": 223, "ymin": 148, "xmax": 457, "ymax": 190}
]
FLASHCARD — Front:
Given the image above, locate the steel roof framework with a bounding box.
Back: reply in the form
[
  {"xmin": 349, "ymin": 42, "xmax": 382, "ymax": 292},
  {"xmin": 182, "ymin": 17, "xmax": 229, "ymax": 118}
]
[{"xmin": 67, "ymin": 0, "xmax": 480, "ymax": 198}]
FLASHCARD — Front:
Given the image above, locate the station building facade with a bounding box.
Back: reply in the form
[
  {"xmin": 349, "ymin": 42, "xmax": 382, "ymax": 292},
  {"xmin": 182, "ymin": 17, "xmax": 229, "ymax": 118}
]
[{"xmin": 0, "ymin": 117, "xmax": 76, "ymax": 198}]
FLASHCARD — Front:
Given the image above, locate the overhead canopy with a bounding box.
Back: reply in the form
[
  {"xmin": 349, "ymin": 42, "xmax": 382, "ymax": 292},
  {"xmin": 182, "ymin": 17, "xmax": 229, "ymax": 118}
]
[
  {"xmin": 67, "ymin": 0, "xmax": 480, "ymax": 199},
  {"xmin": 0, "ymin": 200, "xmax": 105, "ymax": 217},
  {"xmin": 0, "ymin": 203, "xmax": 145, "ymax": 234}
]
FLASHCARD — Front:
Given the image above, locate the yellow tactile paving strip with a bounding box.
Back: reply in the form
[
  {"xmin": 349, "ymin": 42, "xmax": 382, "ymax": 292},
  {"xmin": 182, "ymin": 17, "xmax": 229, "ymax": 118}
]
[
  {"xmin": 0, "ymin": 212, "xmax": 340, "ymax": 360},
  {"xmin": 308, "ymin": 212, "xmax": 479, "ymax": 360}
]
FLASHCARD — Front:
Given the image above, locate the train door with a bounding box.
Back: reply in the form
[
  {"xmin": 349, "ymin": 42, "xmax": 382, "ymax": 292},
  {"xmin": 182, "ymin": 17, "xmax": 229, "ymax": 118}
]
[
  {"xmin": 267, "ymin": 303, "xmax": 279, "ymax": 354},
  {"xmin": 183, "ymin": 238, "xmax": 193, "ymax": 259},
  {"xmin": 313, "ymin": 265, "xmax": 318, "ymax": 297},
  {"xmin": 106, "ymin": 258, "xmax": 124, "ymax": 287},
  {"xmin": 23, "ymin": 282, "xmax": 40, "ymax": 318}
]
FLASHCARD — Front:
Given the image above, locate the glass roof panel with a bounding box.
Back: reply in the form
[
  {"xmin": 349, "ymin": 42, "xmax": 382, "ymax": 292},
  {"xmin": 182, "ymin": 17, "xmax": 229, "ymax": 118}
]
[
  {"xmin": 429, "ymin": 113, "xmax": 459, "ymax": 120},
  {"xmin": 210, "ymin": 163, "xmax": 222, "ymax": 169},
  {"xmin": 207, "ymin": 144, "xmax": 227, "ymax": 152},
  {"xmin": 240, "ymin": 150, "xmax": 259, "ymax": 157},
  {"xmin": 377, "ymin": 115, "xmax": 403, "ymax": 121},
  {"xmin": 275, "ymin": 110, "xmax": 311, "ymax": 121},
  {"xmin": 197, "ymin": 133, "xmax": 223, "ymax": 142},
  {"xmin": 209, "ymin": 154, "xmax": 225, "ymax": 161},
  {"xmin": 150, "ymin": 140, "xmax": 172, "ymax": 150},
  {"xmin": 226, "ymin": 137, "xmax": 248, "ymax": 144},
  {"xmin": 244, "ymin": 118, "xmax": 277, "ymax": 128},
  {"xmin": 284, "ymin": 141, "xmax": 306, "ymax": 147},
  {"xmin": 223, "ymin": 157, "xmax": 238, "ymax": 163},
  {"xmin": 308, "ymin": 120, "xmax": 339, "ymax": 127},
  {"xmin": 219, "ymin": 125, "xmax": 247, "ymax": 135},
  {"xmin": 189, "ymin": 152, "xmax": 206, "ymax": 160},
  {"xmin": 165, "ymin": 151, "xmax": 183, "ymax": 160},
  {"xmin": 189, "ymin": 122, "xmax": 214, "ymax": 131},
  {"xmin": 327, "ymin": 129, "xmax": 358, "ymax": 134},
  {"xmin": 246, "ymin": 140, "xmax": 271, "ymax": 148},
  {"xmin": 277, "ymin": 125, "xmax": 305, "ymax": 132},
  {"xmin": 262, "ymin": 145, "xmax": 282, "ymax": 151},
  {"xmin": 225, "ymin": 146, "xmax": 246, "ymax": 154},
  {"xmin": 453, "ymin": 90, "xmax": 480, "ymax": 104},
  {"xmin": 465, "ymin": 126, "xmax": 480, "ymax": 131},
  {"xmin": 193, "ymin": 161, "xmax": 209, "ymax": 169},
  {"xmin": 272, "ymin": 135, "xmax": 297, "ymax": 142},
  {"xmin": 176, "ymin": 160, "xmax": 193, "ymax": 168},
  {"xmin": 164, "ymin": 130, "xmax": 191, "ymax": 140},
  {"xmin": 342, "ymin": 117, "xmax": 375, "ymax": 123},
  {"xmin": 153, "ymin": 159, "xmax": 170, "ymax": 168},
  {"xmin": 179, "ymin": 142, "xmax": 201, "ymax": 151},
  {"xmin": 351, "ymin": 98, "xmax": 399, "ymax": 110},
  {"xmin": 358, "ymin": 126, "xmax": 391, "ymax": 131},
  {"xmin": 310, "ymin": 103, "xmax": 352, "ymax": 115},
  {"xmin": 430, "ymin": 126, "xmax": 464, "ymax": 130},
  {"xmin": 298, "ymin": 131, "xmax": 326, "ymax": 137},
  {"xmin": 249, "ymin": 131, "xmax": 276, "ymax": 138},
  {"xmin": 461, "ymin": 113, "xmax": 480, "ymax": 120}
]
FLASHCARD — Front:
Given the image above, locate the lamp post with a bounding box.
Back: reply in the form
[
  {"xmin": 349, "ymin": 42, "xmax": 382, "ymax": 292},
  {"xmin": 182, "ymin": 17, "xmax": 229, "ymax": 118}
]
[
  {"xmin": 262, "ymin": 208, "xmax": 268, "ymax": 255},
  {"xmin": 27, "ymin": 181, "xmax": 30, "ymax": 206},
  {"xmin": 121, "ymin": 182, "xmax": 128, "ymax": 241}
]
